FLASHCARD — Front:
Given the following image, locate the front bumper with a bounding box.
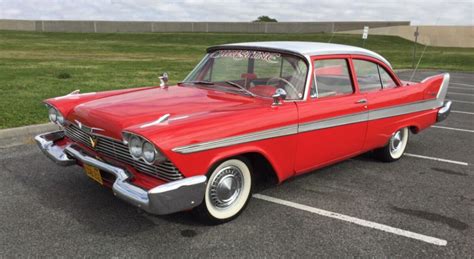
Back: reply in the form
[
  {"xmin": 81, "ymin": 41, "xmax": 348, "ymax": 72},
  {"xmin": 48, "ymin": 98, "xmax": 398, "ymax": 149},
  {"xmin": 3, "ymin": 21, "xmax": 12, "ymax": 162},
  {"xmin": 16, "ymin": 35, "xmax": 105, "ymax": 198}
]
[
  {"xmin": 35, "ymin": 131, "xmax": 207, "ymax": 215},
  {"xmin": 437, "ymin": 100, "xmax": 452, "ymax": 122}
]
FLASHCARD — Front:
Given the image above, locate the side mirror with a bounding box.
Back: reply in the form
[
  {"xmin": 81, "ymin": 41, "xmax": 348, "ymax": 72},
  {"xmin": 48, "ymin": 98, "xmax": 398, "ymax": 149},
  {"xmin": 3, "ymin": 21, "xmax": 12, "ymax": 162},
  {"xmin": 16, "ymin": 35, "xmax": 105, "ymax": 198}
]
[
  {"xmin": 159, "ymin": 72, "xmax": 169, "ymax": 88},
  {"xmin": 272, "ymin": 88, "xmax": 287, "ymax": 106}
]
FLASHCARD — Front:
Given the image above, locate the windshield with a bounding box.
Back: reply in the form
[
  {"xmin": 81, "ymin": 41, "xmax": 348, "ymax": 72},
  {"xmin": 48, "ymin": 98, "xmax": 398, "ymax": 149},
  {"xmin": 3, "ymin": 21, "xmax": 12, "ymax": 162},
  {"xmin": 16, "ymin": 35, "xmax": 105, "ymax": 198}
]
[{"xmin": 183, "ymin": 50, "xmax": 309, "ymax": 100}]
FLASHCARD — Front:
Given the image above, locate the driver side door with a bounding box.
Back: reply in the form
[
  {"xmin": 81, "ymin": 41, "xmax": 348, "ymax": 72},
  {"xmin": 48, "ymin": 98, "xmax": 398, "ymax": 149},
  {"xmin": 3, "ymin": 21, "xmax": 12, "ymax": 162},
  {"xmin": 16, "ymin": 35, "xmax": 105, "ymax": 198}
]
[{"xmin": 295, "ymin": 56, "xmax": 368, "ymax": 173}]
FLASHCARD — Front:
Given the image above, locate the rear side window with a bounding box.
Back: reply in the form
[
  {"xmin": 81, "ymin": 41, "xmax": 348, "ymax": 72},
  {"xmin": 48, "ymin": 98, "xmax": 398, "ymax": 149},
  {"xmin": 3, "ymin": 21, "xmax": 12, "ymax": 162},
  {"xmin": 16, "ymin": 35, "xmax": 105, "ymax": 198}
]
[
  {"xmin": 353, "ymin": 59, "xmax": 382, "ymax": 92},
  {"xmin": 353, "ymin": 59, "xmax": 398, "ymax": 91},
  {"xmin": 312, "ymin": 59, "xmax": 354, "ymax": 98},
  {"xmin": 379, "ymin": 67, "xmax": 397, "ymax": 88}
]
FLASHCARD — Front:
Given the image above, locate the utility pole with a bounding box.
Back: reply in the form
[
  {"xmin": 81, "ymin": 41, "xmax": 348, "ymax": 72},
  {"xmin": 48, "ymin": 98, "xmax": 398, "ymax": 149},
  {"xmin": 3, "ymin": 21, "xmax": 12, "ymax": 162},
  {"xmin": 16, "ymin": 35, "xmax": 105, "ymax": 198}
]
[{"xmin": 412, "ymin": 26, "xmax": 419, "ymax": 69}]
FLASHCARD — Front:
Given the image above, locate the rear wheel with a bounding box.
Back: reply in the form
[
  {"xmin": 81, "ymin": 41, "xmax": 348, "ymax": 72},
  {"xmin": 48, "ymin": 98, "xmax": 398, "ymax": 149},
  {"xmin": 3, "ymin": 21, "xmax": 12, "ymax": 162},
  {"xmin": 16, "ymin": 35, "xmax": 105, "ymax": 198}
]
[
  {"xmin": 194, "ymin": 158, "xmax": 253, "ymax": 224},
  {"xmin": 374, "ymin": 127, "xmax": 409, "ymax": 162}
]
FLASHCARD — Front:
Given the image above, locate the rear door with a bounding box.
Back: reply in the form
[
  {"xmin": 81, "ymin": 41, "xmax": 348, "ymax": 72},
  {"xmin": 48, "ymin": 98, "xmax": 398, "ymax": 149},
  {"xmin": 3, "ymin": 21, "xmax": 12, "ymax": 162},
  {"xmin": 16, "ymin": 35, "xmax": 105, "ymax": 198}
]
[
  {"xmin": 295, "ymin": 56, "xmax": 368, "ymax": 173},
  {"xmin": 351, "ymin": 56, "xmax": 422, "ymax": 149}
]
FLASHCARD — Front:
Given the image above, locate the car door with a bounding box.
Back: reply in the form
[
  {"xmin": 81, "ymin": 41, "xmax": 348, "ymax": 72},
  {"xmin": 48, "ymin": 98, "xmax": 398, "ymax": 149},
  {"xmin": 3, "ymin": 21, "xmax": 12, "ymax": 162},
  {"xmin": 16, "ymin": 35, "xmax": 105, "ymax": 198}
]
[
  {"xmin": 294, "ymin": 56, "xmax": 368, "ymax": 174},
  {"xmin": 351, "ymin": 56, "xmax": 422, "ymax": 149}
]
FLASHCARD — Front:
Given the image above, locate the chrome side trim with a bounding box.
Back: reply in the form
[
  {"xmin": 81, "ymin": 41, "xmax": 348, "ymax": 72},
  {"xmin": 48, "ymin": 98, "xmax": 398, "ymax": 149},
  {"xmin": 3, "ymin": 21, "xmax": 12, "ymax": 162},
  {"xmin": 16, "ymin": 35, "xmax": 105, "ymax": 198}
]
[
  {"xmin": 173, "ymin": 100, "xmax": 446, "ymax": 154},
  {"xmin": 64, "ymin": 144, "xmax": 207, "ymax": 215},
  {"xmin": 299, "ymin": 111, "xmax": 368, "ymax": 133},
  {"xmin": 369, "ymin": 99, "xmax": 439, "ymax": 120},
  {"xmin": 437, "ymin": 73, "xmax": 450, "ymax": 103},
  {"xmin": 172, "ymin": 125, "xmax": 298, "ymax": 154}
]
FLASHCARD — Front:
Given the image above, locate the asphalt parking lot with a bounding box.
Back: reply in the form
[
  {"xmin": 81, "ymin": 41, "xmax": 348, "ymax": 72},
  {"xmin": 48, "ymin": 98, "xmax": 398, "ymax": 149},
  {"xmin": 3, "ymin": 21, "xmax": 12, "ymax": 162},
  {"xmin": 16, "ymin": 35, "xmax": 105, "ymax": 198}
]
[{"xmin": 1, "ymin": 71, "xmax": 473, "ymax": 257}]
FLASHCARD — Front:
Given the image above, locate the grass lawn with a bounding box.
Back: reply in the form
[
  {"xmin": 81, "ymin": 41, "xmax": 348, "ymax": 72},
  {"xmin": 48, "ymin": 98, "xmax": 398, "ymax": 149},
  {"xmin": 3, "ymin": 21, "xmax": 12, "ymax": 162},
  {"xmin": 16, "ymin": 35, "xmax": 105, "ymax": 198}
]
[{"xmin": 0, "ymin": 30, "xmax": 473, "ymax": 129}]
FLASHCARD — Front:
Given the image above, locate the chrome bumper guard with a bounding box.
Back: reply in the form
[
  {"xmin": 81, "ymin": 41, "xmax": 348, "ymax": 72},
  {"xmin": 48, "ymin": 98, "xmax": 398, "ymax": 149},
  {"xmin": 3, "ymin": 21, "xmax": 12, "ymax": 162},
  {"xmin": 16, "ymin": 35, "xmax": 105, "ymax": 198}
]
[
  {"xmin": 35, "ymin": 131, "xmax": 207, "ymax": 215},
  {"xmin": 437, "ymin": 100, "xmax": 452, "ymax": 122}
]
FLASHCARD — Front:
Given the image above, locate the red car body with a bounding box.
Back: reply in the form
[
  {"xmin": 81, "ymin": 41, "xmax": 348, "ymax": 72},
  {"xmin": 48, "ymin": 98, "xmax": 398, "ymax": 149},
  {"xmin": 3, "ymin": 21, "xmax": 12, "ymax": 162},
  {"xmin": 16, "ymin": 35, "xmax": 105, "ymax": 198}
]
[{"xmin": 36, "ymin": 42, "xmax": 451, "ymax": 219}]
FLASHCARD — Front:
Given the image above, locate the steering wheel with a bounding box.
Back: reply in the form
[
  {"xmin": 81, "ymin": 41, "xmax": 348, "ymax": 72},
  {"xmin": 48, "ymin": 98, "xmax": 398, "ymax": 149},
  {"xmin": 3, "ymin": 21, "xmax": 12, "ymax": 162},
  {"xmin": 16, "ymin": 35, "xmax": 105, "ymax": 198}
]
[{"xmin": 266, "ymin": 77, "xmax": 300, "ymax": 99}]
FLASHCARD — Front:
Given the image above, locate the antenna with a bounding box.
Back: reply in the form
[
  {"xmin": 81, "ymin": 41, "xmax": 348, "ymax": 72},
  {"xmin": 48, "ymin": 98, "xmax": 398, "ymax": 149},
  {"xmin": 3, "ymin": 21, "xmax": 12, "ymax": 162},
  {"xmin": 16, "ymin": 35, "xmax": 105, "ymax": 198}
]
[
  {"xmin": 409, "ymin": 16, "xmax": 441, "ymax": 82},
  {"xmin": 327, "ymin": 27, "xmax": 337, "ymax": 43}
]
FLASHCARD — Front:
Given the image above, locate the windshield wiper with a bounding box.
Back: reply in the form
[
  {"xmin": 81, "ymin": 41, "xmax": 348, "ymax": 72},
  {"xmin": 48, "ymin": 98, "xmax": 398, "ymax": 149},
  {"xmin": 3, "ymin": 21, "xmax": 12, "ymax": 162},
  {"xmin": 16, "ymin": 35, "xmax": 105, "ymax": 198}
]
[
  {"xmin": 178, "ymin": 80, "xmax": 214, "ymax": 85},
  {"xmin": 224, "ymin": 81, "xmax": 256, "ymax": 97}
]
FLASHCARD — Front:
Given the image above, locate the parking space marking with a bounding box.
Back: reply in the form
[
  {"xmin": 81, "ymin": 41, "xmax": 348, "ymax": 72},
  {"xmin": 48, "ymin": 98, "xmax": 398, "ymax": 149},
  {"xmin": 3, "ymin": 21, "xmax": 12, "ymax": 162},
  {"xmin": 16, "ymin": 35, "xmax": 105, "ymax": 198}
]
[
  {"xmin": 450, "ymin": 86, "xmax": 474, "ymax": 91},
  {"xmin": 253, "ymin": 194, "xmax": 448, "ymax": 246},
  {"xmin": 452, "ymin": 100, "xmax": 474, "ymax": 104},
  {"xmin": 404, "ymin": 153, "xmax": 469, "ymax": 166},
  {"xmin": 452, "ymin": 110, "xmax": 474, "ymax": 115},
  {"xmin": 452, "ymin": 82, "xmax": 474, "ymax": 87},
  {"xmin": 431, "ymin": 125, "xmax": 474, "ymax": 133},
  {"xmin": 448, "ymin": 92, "xmax": 474, "ymax": 97}
]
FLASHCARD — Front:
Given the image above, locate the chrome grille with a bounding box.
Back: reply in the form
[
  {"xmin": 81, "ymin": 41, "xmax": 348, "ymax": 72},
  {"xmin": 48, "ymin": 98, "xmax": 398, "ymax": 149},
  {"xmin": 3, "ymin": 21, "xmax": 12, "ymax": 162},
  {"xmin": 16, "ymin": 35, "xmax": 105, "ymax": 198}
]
[{"xmin": 64, "ymin": 124, "xmax": 183, "ymax": 182}]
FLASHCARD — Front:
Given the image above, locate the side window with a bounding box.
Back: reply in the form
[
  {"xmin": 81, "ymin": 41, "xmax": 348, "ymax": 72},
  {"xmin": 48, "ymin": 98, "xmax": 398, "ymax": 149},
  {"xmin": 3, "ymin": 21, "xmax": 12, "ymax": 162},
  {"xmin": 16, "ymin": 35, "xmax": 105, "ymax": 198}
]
[
  {"xmin": 313, "ymin": 59, "xmax": 354, "ymax": 98},
  {"xmin": 378, "ymin": 66, "xmax": 397, "ymax": 88},
  {"xmin": 353, "ymin": 59, "xmax": 382, "ymax": 92}
]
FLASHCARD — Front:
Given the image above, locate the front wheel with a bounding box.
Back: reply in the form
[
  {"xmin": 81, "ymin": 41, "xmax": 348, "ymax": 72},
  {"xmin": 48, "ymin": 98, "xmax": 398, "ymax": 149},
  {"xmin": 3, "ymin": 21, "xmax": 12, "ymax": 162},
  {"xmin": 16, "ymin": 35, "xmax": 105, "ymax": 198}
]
[
  {"xmin": 374, "ymin": 127, "xmax": 409, "ymax": 162},
  {"xmin": 194, "ymin": 158, "xmax": 253, "ymax": 224}
]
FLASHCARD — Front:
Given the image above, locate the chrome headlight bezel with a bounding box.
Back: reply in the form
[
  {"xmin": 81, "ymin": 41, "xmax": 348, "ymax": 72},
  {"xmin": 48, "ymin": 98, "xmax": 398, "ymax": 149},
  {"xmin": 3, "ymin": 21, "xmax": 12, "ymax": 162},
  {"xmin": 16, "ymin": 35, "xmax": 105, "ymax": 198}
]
[
  {"xmin": 47, "ymin": 105, "xmax": 65, "ymax": 126},
  {"xmin": 122, "ymin": 132, "xmax": 165, "ymax": 165}
]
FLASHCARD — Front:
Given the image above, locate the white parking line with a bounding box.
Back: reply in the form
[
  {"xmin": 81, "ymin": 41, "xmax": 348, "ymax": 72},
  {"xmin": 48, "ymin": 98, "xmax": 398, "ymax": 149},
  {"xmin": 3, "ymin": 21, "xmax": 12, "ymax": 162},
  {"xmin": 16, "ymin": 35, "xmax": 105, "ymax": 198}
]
[
  {"xmin": 450, "ymin": 86, "xmax": 474, "ymax": 91},
  {"xmin": 452, "ymin": 110, "xmax": 474, "ymax": 115},
  {"xmin": 431, "ymin": 125, "xmax": 474, "ymax": 133},
  {"xmin": 253, "ymin": 194, "xmax": 447, "ymax": 246},
  {"xmin": 404, "ymin": 153, "xmax": 469, "ymax": 166},
  {"xmin": 452, "ymin": 100, "xmax": 474, "ymax": 104},
  {"xmin": 452, "ymin": 82, "xmax": 474, "ymax": 87},
  {"xmin": 448, "ymin": 92, "xmax": 474, "ymax": 97}
]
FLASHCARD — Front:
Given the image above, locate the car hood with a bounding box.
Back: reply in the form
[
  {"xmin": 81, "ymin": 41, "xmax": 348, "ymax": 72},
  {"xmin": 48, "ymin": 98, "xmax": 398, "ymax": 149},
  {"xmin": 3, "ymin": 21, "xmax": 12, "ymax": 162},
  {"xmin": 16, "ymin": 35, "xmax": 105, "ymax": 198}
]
[{"xmin": 68, "ymin": 85, "xmax": 266, "ymax": 140}]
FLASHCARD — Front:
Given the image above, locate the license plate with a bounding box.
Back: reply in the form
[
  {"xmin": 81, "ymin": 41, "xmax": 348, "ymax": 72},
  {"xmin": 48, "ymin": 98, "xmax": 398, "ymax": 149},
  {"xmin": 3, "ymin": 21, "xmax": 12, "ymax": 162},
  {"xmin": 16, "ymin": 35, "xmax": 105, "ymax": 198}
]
[{"xmin": 84, "ymin": 164, "xmax": 103, "ymax": 185}]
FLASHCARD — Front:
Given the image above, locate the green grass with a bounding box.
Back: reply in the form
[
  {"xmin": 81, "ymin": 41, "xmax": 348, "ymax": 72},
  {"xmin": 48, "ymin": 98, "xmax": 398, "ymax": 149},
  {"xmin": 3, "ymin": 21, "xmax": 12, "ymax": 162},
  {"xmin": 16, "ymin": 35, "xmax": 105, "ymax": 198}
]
[{"xmin": 0, "ymin": 30, "xmax": 473, "ymax": 129}]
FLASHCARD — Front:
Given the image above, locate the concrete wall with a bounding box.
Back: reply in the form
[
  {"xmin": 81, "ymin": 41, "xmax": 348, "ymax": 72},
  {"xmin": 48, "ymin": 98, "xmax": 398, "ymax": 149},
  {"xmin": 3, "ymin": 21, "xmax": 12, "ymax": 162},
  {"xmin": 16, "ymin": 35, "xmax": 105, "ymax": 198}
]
[
  {"xmin": 338, "ymin": 25, "xmax": 474, "ymax": 48},
  {"xmin": 0, "ymin": 19, "xmax": 35, "ymax": 31},
  {"xmin": 0, "ymin": 19, "xmax": 409, "ymax": 34}
]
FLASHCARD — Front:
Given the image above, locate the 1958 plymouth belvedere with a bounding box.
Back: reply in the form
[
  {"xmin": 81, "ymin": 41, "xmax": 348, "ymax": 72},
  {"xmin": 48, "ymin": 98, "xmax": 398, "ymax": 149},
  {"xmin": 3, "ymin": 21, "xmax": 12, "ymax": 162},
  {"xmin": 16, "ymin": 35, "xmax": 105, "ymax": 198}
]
[{"xmin": 36, "ymin": 42, "xmax": 451, "ymax": 224}]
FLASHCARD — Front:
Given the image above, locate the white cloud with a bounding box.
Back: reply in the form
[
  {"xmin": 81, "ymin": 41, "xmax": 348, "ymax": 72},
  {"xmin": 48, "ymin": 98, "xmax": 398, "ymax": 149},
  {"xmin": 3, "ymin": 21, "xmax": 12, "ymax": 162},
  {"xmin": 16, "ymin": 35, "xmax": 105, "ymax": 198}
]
[{"xmin": 0, "ymin": 0, "xmax": 472, "ymax": 25}]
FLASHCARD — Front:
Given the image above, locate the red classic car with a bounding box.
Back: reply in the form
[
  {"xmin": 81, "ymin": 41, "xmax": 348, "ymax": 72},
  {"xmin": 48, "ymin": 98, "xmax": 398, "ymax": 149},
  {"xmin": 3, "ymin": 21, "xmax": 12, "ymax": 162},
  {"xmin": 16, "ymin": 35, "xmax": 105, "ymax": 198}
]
[{"xmin": 36, "ymin": 42, "xmax": 451, "ymax": 224}]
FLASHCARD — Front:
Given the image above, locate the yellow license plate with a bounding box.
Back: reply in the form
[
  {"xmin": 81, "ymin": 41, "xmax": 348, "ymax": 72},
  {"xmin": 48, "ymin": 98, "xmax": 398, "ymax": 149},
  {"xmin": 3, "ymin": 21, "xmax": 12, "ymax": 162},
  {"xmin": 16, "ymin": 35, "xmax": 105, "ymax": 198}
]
[{"xmin": 84, "ymin": 164, "xmax": 103, "ymax": 185}]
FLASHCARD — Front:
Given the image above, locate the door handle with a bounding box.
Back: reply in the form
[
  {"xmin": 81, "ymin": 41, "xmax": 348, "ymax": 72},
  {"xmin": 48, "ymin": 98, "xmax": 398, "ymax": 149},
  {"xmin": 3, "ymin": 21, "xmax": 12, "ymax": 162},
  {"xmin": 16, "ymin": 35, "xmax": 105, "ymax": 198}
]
[{"xmin": 356, "ymin": 99, "xmax": 367, "ymax": 104}]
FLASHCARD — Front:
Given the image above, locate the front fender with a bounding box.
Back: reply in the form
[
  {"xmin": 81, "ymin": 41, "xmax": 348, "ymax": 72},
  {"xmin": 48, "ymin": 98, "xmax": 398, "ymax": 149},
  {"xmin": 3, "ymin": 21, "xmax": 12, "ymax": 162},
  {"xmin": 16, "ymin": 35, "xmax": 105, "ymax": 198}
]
[{"xmin": 165, "ymin": 134, "xmax": 298, "ymax": 183}]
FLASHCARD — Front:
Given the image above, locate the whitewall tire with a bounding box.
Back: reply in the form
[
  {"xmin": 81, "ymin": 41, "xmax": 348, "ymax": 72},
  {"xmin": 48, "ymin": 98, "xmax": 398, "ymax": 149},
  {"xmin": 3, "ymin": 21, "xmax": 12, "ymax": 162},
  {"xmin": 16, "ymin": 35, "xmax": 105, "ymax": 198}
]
[
  {"xmin": 374, "ymin": 127, "xmax": 409, "ymax": 162},
  {"xmin": 194, "ymin": 158, "xmax": 253, "ymax": 224}
]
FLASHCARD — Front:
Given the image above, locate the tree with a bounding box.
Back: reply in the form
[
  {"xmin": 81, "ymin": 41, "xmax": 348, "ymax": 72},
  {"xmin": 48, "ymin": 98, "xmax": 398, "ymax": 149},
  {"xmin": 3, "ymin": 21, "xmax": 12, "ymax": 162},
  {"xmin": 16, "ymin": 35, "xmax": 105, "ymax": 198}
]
[{"xmin": 253, "ymin": 16, "xmax": 278, "ymax": 23}]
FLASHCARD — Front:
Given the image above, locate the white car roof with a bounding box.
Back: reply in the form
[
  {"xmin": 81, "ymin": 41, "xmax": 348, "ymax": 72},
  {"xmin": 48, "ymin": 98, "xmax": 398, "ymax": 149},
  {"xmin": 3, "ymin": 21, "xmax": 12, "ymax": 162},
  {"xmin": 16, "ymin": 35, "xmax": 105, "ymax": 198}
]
[{"xmin": 210, "ymin": 41, "xmax": 392, "ymax": 68}]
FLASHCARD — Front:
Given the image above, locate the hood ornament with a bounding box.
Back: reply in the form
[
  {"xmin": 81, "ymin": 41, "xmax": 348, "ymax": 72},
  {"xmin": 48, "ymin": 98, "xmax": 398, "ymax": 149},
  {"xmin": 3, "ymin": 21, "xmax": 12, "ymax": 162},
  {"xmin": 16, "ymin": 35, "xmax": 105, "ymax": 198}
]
[{"xmin": 159, "ymin": 73, "xmax": 169, "ymax": 89}]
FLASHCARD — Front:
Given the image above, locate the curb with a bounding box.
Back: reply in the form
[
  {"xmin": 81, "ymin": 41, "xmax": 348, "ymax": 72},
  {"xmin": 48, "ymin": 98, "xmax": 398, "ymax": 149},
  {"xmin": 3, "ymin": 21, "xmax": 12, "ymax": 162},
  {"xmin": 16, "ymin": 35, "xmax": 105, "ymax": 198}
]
[{"xmin": 0, "ymin": 123, "xmax": 58, "ymax": 140}]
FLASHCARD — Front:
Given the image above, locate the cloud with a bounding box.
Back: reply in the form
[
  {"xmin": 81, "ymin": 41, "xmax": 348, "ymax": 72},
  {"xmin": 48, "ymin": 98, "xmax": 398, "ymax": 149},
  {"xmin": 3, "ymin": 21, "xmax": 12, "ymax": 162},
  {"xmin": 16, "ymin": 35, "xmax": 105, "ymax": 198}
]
[{"xmin": 0, "ymin": 0, "xmax": 472, "ymax": 25}]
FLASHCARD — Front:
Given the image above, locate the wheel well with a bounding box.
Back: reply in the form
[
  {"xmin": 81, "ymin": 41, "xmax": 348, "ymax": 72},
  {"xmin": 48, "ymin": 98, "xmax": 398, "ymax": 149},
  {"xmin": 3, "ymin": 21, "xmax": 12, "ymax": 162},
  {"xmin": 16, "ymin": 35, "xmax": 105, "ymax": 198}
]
[
  {"xmin": 409, "ymin": 125, "xmax": 420, "ymax": 134},
  {"xmin": 207, "ymin": 152, "xmax": 277, "ymax": 188},
  {"xmin": 240, "ymin": 152, "xmax": 279, "ymax": 188}
]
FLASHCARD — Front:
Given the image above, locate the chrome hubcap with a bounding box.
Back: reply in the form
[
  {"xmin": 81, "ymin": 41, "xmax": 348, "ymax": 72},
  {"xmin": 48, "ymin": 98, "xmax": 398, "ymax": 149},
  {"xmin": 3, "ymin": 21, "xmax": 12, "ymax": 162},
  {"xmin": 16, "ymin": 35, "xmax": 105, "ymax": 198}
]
[
  {"xmin": 209, "ymin": 166, "xmax": 243, "ymax": 208},
  {"xmin": 390, "ymin": 130, "xmax": 403, "ymax": 154}
]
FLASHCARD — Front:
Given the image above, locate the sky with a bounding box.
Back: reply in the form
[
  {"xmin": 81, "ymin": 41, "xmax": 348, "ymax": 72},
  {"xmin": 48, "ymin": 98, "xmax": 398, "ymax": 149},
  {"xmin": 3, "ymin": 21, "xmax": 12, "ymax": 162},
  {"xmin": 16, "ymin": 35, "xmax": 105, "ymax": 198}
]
[{"xmin": 0, "ymin": 0, "xmax": 472, "ymax": 25}]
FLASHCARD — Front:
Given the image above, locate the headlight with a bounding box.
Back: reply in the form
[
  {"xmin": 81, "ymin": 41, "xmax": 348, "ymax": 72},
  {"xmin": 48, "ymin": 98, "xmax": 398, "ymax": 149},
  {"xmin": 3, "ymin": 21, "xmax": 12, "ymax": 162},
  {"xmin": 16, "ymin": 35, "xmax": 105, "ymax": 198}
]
[
  {"xmin": 47, "ymin": 106, "xmax": 65, "ymax": 125},
  {"xmin": 124, "ymin": 132, "xmax": 165, "ymax": 164},
  {"xmin": 142, "ymin": 141, "xmax": 156, "ymax": 164},
  {"xmin": 48, "ymin": 107, "xmax": 57, "ymax": 122},
  {"xmin": 56, "ymin": 112, "xmax": 64, "ymax": 125},
  {"xmin": 129, "ymin": 136, "xmax": 143, "ymax": 159}
]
